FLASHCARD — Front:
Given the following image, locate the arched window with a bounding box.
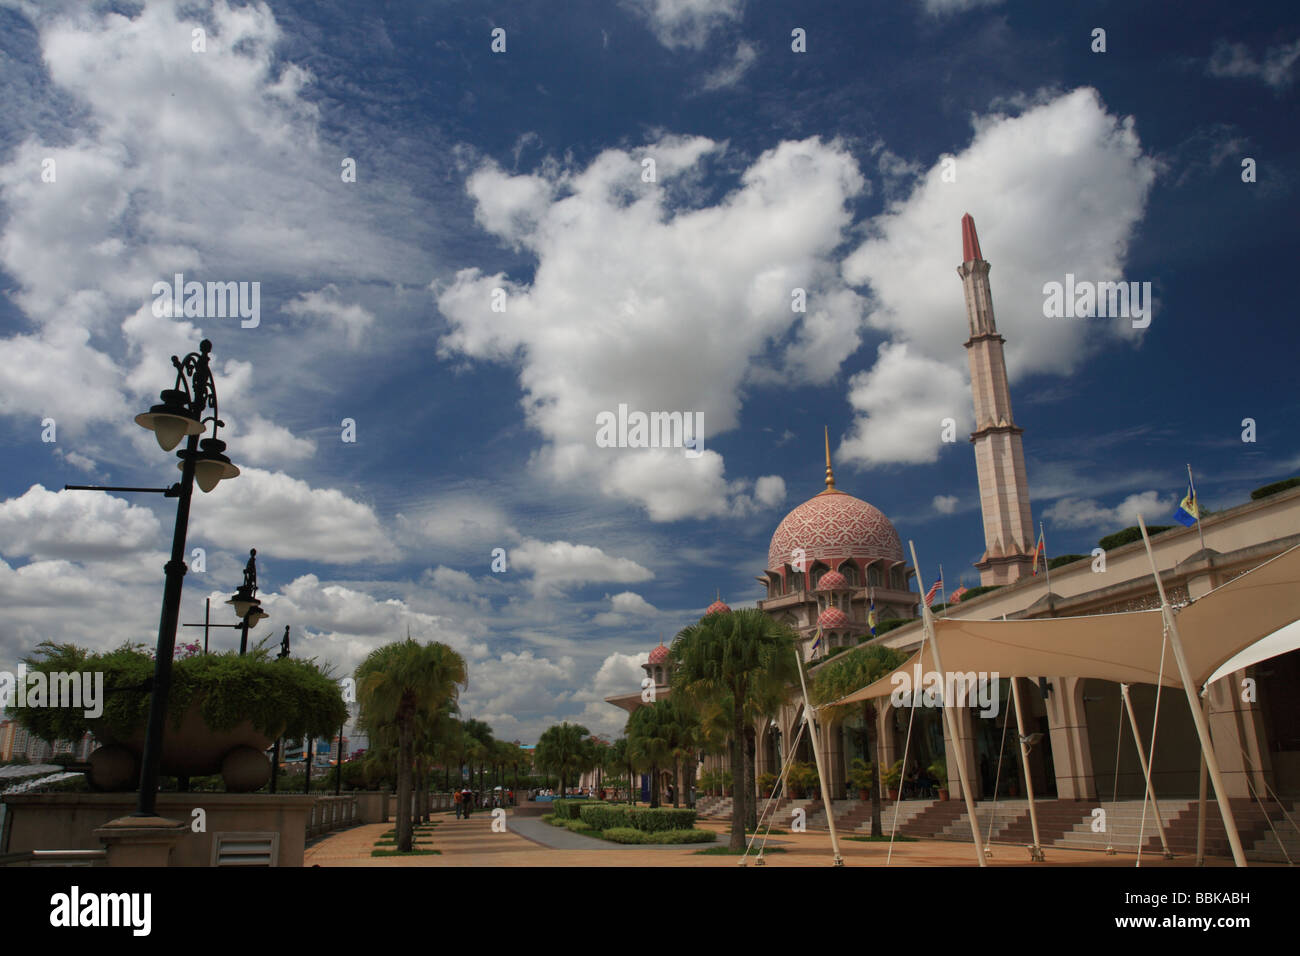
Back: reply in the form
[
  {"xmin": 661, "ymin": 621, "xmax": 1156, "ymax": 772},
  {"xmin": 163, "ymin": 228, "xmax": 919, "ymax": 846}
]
[
  {"xmin": 868, "ymin": 566, "xmax": 881, "ymax": 588},
  {"xmin": 654, "ymin": 666, "xmax": 663, "ymax": 684},
  {"xmin": 841, "ymin": 565, "xmax": 858, "ymax": 586}
]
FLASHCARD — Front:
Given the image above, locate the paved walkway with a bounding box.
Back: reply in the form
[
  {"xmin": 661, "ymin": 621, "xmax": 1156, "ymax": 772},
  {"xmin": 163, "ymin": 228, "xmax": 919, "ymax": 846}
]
[{"xmin": 304, "ymin": 809, "xmax": 1258, "ymax": 867}]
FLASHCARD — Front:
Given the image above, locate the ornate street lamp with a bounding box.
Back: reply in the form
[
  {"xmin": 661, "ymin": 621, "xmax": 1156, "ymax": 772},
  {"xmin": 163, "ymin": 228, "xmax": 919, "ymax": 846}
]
[
  {"xmin": 131, "ymin": 339, "xmax": 239, "ymax": 816},
  {"xmin": 224, "ymin": 549, "xmax": 268, "ymax": 654},
  {"xmin": 182, "ymin": 548, "xmax": 269, "ymax": 655}
]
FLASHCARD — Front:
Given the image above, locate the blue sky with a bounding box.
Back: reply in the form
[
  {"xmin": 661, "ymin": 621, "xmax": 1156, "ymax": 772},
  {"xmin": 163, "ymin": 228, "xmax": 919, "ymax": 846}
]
[{"xmin": 0, "ymin": 0, "xmax": 1296, "ymax": 743}]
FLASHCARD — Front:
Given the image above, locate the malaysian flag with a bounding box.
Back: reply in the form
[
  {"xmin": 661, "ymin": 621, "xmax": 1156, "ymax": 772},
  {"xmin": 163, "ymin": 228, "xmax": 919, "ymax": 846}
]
[
  {"xmin": 949, "ymin": 585, "xmax": 970, "ymax": 604},
  {"xmin": 923, "ymin": 576, "xmax": 942, "ymax": 607}
]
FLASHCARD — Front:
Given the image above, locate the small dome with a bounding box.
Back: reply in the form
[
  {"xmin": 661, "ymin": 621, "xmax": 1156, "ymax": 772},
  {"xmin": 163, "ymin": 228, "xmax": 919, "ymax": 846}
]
[
  {"xmin": 816, "ymin": 570, "xmax": 849, "ymax": 591},
  {"xmin": 648, "ymin": 644, "xmax": 670, "ymax": 665},
  {"xmin": 817, "ymin": 606, "xmax": 851, "ymax": 629},
  {"xmin": 704, "ymin": 599, "xmax": 731, "ymax": 616}
]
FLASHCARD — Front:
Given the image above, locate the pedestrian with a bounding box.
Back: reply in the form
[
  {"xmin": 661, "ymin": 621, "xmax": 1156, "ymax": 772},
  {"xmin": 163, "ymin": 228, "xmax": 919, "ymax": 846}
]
[{"xmin": 453, "ymin": 787, "xmax": 463, "ymax": 819}]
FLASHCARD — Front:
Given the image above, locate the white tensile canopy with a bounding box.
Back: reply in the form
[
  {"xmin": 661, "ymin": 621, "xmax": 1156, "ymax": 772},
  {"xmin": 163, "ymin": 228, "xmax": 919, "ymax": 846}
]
[
  {"xmin": 822, "ymin": 539, "xmax": 1300, "ymax": 869},
  {"xmin": 832, "ymin": 542, "xmax": 1300, "ymax": 706}
]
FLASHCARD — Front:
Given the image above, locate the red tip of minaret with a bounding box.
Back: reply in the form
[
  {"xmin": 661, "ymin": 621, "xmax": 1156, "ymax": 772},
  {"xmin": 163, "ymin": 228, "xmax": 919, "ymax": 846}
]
[{"xmin": 961, "ymin": 212, "xmax": 983, "ymax": 262}]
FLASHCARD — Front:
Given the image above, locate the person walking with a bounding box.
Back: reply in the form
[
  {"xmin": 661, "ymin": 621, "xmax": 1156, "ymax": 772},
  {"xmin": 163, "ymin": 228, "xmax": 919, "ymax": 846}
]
[{"xmin": 453, "ymin": 787, "xmax": 463, "ymax": 819}]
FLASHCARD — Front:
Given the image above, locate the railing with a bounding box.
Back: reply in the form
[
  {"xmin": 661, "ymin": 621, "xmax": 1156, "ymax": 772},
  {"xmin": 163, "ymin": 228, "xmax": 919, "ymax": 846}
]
[{"xmin": 307, "ymin": 794, "xmax": 359, "ymax": 838}]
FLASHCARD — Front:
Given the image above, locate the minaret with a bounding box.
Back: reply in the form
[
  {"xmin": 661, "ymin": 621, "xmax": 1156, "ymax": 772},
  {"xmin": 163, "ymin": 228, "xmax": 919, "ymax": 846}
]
[{"xmin": 958, "ymin": 213, "xmax": 1035, "ymax": 586}]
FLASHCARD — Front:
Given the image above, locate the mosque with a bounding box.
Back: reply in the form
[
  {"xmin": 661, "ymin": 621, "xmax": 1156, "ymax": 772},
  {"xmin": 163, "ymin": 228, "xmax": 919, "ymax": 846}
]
[{"xmin": 607, "ymin": 215, "xmax": 1300, "ymax": 853}]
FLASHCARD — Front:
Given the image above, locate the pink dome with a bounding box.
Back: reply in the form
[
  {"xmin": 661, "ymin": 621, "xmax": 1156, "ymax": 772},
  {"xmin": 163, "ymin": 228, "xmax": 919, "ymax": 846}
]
[
  {"xmin": 816, "ymin": 570, "xmax": 849, "ymax": 591},
  {"xmin": 704, "ymin": 599, "xmax": 731, "ymax": 616},
  {"xmin": 817, "ymin": 606, "xmax": 851, "ymax": 629},
  {"xmin": 648, "ymin": 644, "xmax": 670, "ymax": 664},
  {"xmin": 768, "ymin": 490, "xmax": 903, "ymax": 570}
]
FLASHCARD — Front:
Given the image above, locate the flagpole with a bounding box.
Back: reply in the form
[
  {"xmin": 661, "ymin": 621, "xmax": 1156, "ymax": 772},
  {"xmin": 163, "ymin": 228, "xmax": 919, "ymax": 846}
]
[
  {"xmin": 939, "ymin": 564, "xmax": 946, "ymax": 611},
  {"xmin": 910, "ymin": 540, "xmax": 987, "ymax": 866},
  {"xmin": 1040, "ymin": 522, "xmax": 1052, "ymax": 593},
  {"xmin": 1187, "ymin": 464, "xmax": 1207, "ymax": 553},
  {"xmin": 1136, "ymin": 514, "xmax": 1247, "ymax": 866},
  {"xmin": 794, "ymin": 627, "xmax": 843, "ymax": 866}
]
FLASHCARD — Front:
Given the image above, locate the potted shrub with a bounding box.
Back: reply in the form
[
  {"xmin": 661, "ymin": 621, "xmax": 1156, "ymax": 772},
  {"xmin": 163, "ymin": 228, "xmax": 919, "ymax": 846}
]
[
  {"xmin": 19, "ymin": 640, "xmax": 346, "ymax": 791},
  {"xmin": 757, "ymin": 771, "xmax": 778, "ymax": 800},
  {"xmin": 785, "ymin": 762, "xmax": 807, "ymax": 799},
  {"xmin": 928, "ymin": 758, "xmax": 948, "ymax": 800},
  {"xmin": 848, "ymin": 757, "xmax": 874, "ymax": 801},
  {"xmin": 882, "ymin": 759, "xmax": 904, "ymax": 800}
]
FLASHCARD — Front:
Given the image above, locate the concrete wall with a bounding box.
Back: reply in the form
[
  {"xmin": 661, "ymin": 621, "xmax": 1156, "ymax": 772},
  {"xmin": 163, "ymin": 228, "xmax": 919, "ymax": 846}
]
[{"xmin": 2, "ymin": 793, "xmax": 321, "ymax": 866}]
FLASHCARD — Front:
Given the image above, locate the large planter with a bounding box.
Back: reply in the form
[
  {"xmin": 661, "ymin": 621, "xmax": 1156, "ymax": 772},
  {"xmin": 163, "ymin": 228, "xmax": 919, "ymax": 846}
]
[{"xmin": 91, "ymin": 698, "xmax": 280, "ymax": 791}]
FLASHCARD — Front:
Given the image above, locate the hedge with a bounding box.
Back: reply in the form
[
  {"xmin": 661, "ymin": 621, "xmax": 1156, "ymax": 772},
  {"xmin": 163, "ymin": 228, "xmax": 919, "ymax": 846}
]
[
  {"xmin": 578, "ymin": 804, "xmax": 696, "ymax": 832},
  {"xmin": 578, "ymin": 803, "xmax": 631, "ymax": 831},
  {"xmin": 550, "ymin": 799, "xmax": 596, "ymax": 820},
  {"xmin": 601, "ymin": 827, "xmax": 717, "ymax": 845},
  {"xmin": 1252, "ymin": 477, "xmax": 1300, "ymax": 500},
  {"xmin": 1098, "ymin": 526, "xmax": 1172, "ymax": 551}
]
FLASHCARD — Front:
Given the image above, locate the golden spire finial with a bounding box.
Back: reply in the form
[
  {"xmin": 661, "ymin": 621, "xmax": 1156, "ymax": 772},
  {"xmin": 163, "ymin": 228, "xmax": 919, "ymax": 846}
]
[{"xmin": 823, "ymin": 425, "xmax": 836, "ymax": 491}]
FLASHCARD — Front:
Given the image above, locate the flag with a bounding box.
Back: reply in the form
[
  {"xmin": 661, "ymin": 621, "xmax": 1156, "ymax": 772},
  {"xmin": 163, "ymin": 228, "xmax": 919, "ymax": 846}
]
[
  {"xmin": 1031, "ymin": 530, "xmax": 1045, "ymax": 575},
  {"xmin": 1174, "ymin": 484, "xmax": 1199, "ymax": 527},
  {"xmin": 810, "ymin": 627, "xmax": 822, "ymax": 652},
  {"xmin": 868, "ymin": 593, "xmax": 877, "ymax": 636},
  {"xmin": 923, "ymin": 577, "xmax": 942, "ymax": 607},
  {"xmin": 949, "ymin": 585, "xmax": 969, "ymax": 604}
]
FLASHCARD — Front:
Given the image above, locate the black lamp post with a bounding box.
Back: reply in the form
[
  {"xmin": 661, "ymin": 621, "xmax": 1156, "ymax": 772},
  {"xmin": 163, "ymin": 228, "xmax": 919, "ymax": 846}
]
[
  {"xmin": 269, "ymin": 626, "xmax": 290, "ymax": 794},
  {"xmin": 181, "ymin": 549, "xmax": 268, "ymax": 654},
  {"xmin": 225, "ymin": 549, "xmax": 268, "ymax": 654},
  {"xmin": 130, "ymin": 339, "xmax": 240, "ymax": 817}
]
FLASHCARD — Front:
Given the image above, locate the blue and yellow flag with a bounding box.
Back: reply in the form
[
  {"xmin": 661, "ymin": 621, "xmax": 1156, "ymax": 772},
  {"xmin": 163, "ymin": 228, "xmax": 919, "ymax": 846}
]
[
  {"xmin": 868, "ymin": 592, "xmax": 877, "ymax": 637},
  {"xmin": 1174, "ymin": 484, "xmax": 1199, "ymax": 527}
]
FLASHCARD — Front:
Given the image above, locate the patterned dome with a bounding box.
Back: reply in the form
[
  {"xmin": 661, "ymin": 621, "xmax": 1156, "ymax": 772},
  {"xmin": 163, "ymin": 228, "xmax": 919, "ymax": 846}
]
[
  {"xmin": 815, "ymin": 570, "xmax": 849, "ymax": 591},
  {"xmin": 768, "ymin": 490, "xmax": 904, "ymax": 570},
  {"xmin": 648, "ymin": 644, "xmax": 670, "ymax": 664},
  {"xmin": 704, "ymin": 599, "xmax": 731, "ymax": 616},
  {"xmin": 817, "ymin": 606, "xmax": 851, "ymax": 629}
]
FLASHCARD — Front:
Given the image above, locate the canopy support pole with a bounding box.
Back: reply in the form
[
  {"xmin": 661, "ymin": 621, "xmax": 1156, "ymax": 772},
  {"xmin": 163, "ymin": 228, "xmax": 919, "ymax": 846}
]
[
  {"xmin": 796, "ymin": 645, "xmax": 843, "ymax": 866},
  {"xmin": 1120, "ymin": 682, "xmax": 1174, "ymax": 859},
  {"xmin": 1137, "ymin": 515, "xmax": 1247, "ymax": 867},
  {"xmin": 910, "ymin": 540, "xmax": 987, "ymax": 866},
  {"xmin": 1010, "ymin": 677, "xmax": 1045, "ymax": 861},
  {"xmin": 1196, "ymin": 751, "xmax": 1208, "ymax": 866}
]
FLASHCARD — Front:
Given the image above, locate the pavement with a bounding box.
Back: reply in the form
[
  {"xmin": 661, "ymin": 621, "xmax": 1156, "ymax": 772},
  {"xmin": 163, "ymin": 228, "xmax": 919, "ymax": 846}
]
[{"xmin": 303, "ymin": 807, "xmax": 1260, "ymax": 867}]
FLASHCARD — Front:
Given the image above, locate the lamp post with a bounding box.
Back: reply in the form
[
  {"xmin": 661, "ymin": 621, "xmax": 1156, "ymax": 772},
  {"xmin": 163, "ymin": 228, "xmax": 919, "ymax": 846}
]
[
  {"xmin": 131, "ymin": 339, "xmax": 240, "ymax": 817},
  {"xmin": 269, "ymin": 626, "xmax": 290, "ymax": 794},
  {"xmin": 181, "ymin": 549, "xmax": 269, "ymax": 654}
]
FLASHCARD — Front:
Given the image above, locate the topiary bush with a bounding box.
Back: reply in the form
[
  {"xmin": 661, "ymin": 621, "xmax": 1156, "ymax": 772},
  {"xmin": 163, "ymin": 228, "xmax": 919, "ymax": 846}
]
[
  {"xmin": 579, "ymin": 803, "xmax": 632, "ymax": 830},
  {"xmin": 626, "ymin": 807, "xmax": 696, "ymax": 832},
  {"xmin": 550, "ymin": 798, "xmax": 596, "ymax": 820}
]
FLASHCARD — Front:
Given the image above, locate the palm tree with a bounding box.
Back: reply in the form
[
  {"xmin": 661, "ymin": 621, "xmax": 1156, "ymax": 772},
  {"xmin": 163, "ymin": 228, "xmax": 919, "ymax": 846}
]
[
  {"xmin": 811, "ymin": 643, "xmax": 907, "ymax": 837},
  {"xmin": 626, "ymin": 701, "xmax": 676, "ymax": 809},
  {"xmin": 535, "ymin": 722, "xmax": 591, "ymax": 796},
  {"xmin": 356, "ymin": 639, "xmax": 467, "ymax": 852},
  {"xmin": 671, "ymin": 607, "xmax": 799, "ymax": 851},
  {"xmin": 741, "ymin": 644, "xmax": 795, "ymax": 829}
]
